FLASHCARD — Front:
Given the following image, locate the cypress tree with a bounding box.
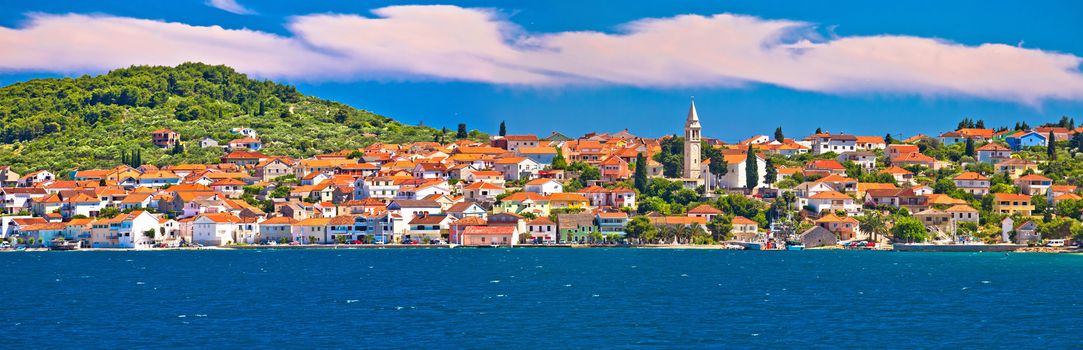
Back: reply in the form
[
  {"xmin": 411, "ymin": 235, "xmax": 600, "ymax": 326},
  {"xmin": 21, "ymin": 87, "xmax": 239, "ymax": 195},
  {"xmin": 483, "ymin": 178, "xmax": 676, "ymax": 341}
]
[
  {"xmin": 774, "ymin": 127, "xmax": 784, "ymax": 142},
  {"xmin": 764, "ymin": 158, "xmax": 777, "ymax": 187},
  {"xmin": 551, "ymin": 147, "xmax": 568, "ymax": 170},
  {"xmin": 499, "ymin": 121, "xmax": 507, "ymax": 137},
  {"xmin": 965, "ymin": 138, "xmax": 976, "ymax": 158},
  {"xmin": 885, "ymin": 133, "xmax": 894, "ymax": 145},
  {"xmin": 815, "ymin": 127, "xmax": 823, "ymax": 134},
  {"xmin": 634, "ymin": 152, "xmax": 648, "ymax": 194},
  {"xmin": 456, "ymin": 123, "xmax": 468, "ymax": 139},
  {"xmin": 744, "ymin": 146, "xmax": 758, "ymax": 190},
  {"xmin": 1047, "ymin": 131, "xmax": 1057, "ymax": 160}
]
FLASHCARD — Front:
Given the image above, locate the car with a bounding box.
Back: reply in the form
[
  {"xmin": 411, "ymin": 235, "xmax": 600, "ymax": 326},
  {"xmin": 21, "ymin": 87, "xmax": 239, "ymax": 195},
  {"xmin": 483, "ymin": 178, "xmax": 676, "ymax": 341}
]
[
  {"xmin": 1046, "ymin": 239, "xmax": 1066, "ymax": 247},
  {"xmin": 289, "ymin": 241, "xmax": 301, "ymax": 246},
  {"xmin": 0, "ymin": 242, "xmax": 10, "ymax": 249},
  {"xmin": 349, "ymin": 240, "xmax": 363, "ymax": 245}
]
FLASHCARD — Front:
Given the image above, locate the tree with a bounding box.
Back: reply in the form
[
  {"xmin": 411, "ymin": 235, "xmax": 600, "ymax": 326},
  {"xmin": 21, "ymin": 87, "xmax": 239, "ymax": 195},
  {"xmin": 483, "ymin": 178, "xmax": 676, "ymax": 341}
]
[
  {"xmin": 499, "ymin": 121, "xmax": 506, "ymax": 136},
  {"xmin": 964, "ymin": 138, "xmax": 975, "ymax": 158},
  {"xmin": 634, "ymin": 152, "xmax": 649, "ymax": 194},
  {"xmin": 702, "ymin": 142, "xmax": 728, "ymax": 177},
  {"xmin": 763, "ymin": 158, "xmax": 777, "ymax": 187},
  {"xmin": 1071, "ymin": 132, "xmax": 1083, "ymax": 154},
  {"xmin": 707, "ymin": 216, "xmax": 733, "ymax": 241},
  {"xmin": 774, "ymin": 127, "xmax": 784, "ymax": 142},
  {"xmin": 857, "ymin": 211, "xmax": 888, "ymax": 241},
  {"xmin": 456, "ymin": 123, "xmax": 468, "ymax": 139},
  {"xmin": 143, "ymin": 229, "xmax": 156, "ymax": 239},
  {"xmin": 551, "ymin": 147, "xmax": 568, "ymax": 170},
  {"xmin": 975, "ymin": 119, "xmax": 985, "ymax": 129},
  {"xmin": 744, "ymin": 146, "xmax": 758, "ymax": 190},
  {"xmin": 172, "ymin": 142, "xmax": 184, "ymax": 155},
  {"xmin": 624, "ymin": 216, "xmax": 655, "ymax": 244},
  {"xmin": 885, "ymin": 133, "xmax": 894, "ymax": 145},
  {"xmin": 1047, "ymin": 131, "xmax": 1057, "ymax": 160},
  {"xmin": 892, "ymin": 216, "xmax": 928, "ymax": 243},
  {"xmin": 815, "ymin": 127, "xmax": 823, "ymax": 134}
]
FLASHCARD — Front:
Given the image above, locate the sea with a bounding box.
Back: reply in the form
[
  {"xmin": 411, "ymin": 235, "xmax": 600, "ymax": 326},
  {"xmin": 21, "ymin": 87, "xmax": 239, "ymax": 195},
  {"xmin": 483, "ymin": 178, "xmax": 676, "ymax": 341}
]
[{"xmin": 1, "ymin": 248, "xmax": 1080, "ymax": 349}]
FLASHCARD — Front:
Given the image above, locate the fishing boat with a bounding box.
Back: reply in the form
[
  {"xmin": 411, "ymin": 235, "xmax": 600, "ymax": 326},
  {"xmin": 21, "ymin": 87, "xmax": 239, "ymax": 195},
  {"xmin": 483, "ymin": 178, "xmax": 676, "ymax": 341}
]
[
  {"xmin": 785, "ymin": 240, "xmax": 804, "ymax": 250},
  {"xmin": 50, "ymin": 241, "xmax": 81, "ymax": 251}
]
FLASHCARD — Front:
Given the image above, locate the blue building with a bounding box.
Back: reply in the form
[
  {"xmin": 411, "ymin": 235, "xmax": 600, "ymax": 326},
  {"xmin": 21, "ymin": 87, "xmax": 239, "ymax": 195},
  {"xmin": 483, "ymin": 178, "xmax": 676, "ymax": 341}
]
[{"xmin": 1005, "ymin": 131, "xmax": 1047, "ymax": 151}]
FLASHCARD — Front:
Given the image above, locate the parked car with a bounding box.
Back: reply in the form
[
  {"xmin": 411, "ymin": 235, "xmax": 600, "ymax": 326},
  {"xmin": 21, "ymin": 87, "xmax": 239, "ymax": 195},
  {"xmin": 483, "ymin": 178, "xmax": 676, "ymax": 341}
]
[
  {"xmin": 1046, "ymin": 239, "xmax": 1065, "ymax": 247},
  {"xmin": 349, "ymin": 240, "xmax": 363, "ymax": 245},
  {"xmin": 0, "ymin": 242, "xmax": 10, "ymax": 249}
]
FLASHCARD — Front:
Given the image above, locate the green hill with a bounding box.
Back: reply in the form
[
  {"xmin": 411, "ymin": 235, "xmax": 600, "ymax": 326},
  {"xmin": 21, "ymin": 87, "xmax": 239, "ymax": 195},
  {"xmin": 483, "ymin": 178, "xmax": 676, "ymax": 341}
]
[{"xmin": 0, "ymin": 63, "xmax": 483, "ymax": 174}]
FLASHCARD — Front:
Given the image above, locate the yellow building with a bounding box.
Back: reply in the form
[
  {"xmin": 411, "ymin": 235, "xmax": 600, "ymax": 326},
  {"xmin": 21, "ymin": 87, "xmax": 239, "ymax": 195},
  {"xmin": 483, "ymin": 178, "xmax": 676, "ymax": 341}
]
[{"xmin": 992, "ymin": 193, "xmax": 1033, "ymax": 216}]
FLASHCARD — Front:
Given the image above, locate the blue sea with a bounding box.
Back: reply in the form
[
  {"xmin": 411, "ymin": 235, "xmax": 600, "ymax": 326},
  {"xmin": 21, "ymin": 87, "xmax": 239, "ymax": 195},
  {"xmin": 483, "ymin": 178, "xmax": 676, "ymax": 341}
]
[{"xmin": 2, "ymin": 249, "xmax": 1080, "ymax": 349}]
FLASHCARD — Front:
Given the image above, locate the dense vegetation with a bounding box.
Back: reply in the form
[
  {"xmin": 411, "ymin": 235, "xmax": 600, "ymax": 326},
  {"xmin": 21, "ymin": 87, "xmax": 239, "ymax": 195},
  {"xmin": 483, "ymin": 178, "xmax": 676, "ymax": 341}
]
[{"xmin": 0, "ymin": 63, "xmax": 483, "ymax": 174}]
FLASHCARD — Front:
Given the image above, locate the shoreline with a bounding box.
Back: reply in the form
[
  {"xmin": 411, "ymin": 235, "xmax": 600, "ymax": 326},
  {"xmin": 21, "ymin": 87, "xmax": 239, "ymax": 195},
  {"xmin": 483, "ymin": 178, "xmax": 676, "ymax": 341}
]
[{"xmin": 2, "ymin": 244, "xmax": 1080, "ymax": 254}]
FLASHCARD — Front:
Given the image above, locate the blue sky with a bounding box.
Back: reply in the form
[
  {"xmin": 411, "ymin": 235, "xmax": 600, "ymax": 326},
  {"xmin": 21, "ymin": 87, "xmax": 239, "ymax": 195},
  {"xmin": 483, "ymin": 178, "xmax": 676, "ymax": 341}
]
[{"xmin": 1, "ymin": 0, "xmax": 1081, "ymax": 141}]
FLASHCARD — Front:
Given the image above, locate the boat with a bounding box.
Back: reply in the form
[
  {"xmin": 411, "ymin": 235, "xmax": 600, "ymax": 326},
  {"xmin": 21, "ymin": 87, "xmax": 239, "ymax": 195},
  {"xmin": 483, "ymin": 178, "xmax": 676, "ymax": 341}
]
[
  {"xmin": 50, "ymin": 241, "xmax": 81, "ymax": 251},
  {"xmin": 744, "ymin": 242, "xmax": 763, "ymax": 250},
  {"xmin": 786, "ymin": 244, "xmax": 805, "ymax": 251}
]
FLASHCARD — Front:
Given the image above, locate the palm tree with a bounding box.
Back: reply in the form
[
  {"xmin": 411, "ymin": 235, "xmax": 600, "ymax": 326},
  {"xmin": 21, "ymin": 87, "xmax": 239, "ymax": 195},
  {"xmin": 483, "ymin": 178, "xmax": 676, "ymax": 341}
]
[
  {"xmin": 689, "ymin": 224, "xmax": 709, "ymax": 244},
  {"xmin": 857, "ymin": 211, "xmax": 889, "ymax": 242}
]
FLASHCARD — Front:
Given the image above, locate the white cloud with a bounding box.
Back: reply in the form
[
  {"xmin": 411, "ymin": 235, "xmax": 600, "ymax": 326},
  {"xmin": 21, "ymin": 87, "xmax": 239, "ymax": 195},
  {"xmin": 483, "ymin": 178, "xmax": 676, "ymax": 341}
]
[
  {"xmin": 1, "ymin": 5, "xmax": 1082, "ymax": 104},
  {"xmin": 206, "ymin": 0, "xmax": 255, "ymax": 15}
]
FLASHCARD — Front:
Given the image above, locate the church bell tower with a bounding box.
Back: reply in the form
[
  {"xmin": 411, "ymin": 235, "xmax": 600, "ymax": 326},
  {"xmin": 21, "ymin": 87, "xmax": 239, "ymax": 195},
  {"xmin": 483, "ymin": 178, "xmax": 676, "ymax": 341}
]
[{"xmin": 683, "ymin": 98, "xmax": 702, "ymax": 181}]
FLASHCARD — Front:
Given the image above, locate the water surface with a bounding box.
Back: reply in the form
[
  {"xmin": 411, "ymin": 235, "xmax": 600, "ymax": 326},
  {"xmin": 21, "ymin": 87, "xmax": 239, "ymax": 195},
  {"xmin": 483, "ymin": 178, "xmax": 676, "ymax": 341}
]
[{"xmin": 2, "ymin": 249, "xmax": 1080, "ymax": 349}]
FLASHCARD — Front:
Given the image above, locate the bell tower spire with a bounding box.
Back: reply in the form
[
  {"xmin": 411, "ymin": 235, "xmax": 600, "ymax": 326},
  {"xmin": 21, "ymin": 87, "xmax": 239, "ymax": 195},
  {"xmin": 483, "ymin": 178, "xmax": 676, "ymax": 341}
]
[{"xmin": 683, "ymin": 97, "xmax": 702, "ymax": 181}]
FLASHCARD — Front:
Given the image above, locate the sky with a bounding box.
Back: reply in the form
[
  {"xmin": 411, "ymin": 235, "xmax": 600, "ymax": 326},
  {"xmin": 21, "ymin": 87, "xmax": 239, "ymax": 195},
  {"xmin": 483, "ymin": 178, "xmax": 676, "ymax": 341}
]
[{"xmin": 1, "ymin": 1, "xmax": 1082, "ymax": 142}]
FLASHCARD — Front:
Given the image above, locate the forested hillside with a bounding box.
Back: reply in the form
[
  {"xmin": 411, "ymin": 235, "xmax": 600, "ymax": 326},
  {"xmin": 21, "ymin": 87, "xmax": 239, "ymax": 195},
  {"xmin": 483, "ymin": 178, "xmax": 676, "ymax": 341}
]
[{"xmin": 0, "ymin": 63, "xmax": 479, "ymax": 174}]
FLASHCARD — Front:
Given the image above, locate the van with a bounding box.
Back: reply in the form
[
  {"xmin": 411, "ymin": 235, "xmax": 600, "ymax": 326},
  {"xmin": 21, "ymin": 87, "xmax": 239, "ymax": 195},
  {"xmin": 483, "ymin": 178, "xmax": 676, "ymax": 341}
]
[{"xmin": 1046, "ymin": 239, "xmax": 1065, "ymax": 247}]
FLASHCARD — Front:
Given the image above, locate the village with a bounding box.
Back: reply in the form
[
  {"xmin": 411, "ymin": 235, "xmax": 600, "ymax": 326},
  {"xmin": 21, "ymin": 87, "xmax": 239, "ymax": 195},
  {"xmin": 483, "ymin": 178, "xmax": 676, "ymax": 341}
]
[{"xmin": 1, "ymin": 101, "xmax": 1081, "ymax": 251}]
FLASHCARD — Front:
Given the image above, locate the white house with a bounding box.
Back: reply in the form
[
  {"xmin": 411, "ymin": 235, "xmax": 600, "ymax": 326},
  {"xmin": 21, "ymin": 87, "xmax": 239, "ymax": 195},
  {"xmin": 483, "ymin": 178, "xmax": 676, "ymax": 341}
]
[
  {"xmin": 713, "ymin": 153, "xmax": 767, "ymax": 189},
  {"xmin": 191, "ymin": 213, "xmax": 243, "ymax": 246},
  {"xmin": 523, "ymin": 178, "xmax": 563, "ymax": 195},
  {"xmin": 493, "ymin": 157, "xmax": 541, "ymax": 181}
]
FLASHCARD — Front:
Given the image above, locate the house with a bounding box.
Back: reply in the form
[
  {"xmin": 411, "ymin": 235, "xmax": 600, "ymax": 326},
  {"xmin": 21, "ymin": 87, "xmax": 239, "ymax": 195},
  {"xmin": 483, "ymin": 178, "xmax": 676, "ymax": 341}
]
[
  {"xmin": 1005, "ymin": 131, "xmax": 1047, "ymax": 151},
  {"xmin": 598, "ymin": 156, "xmax": 631, "ymax": 182},
  {"xmin": 406, "ymin": 214, "xmax": 452, "ymax": 243},
  {"xmin": 461, "ymin": 225, "xmax": 518, "ymax": 246},
  {"xmin": 523, "ymin": 178, "xmax": 563, "ymax": 195},
  {"xmin": 686, "ymin": 204, "xmax": 722, "ymax": 221},
  {"xmin": 804, "ymin": 191, "xmax": 860, "ymax": 215},
  {"xmin": 805, "ymin": 159, "xmax": 847, "ymax": 176},
  {"xmin": 258, "ymin": 217, "xmax": 297, "ymax": 243},
  {"xmin": 880, "ymin": 166, "xmax": 914, "ymax": 184},
  {"xmin": 816, "ymin": 174, "xmax": 858, "ymax": 194},
  {"xmin": 0, "ymin": 167, "xmax": 20, "ymax": 187},
  {"xmin": 945, "ymin": 205, "xmax": 979, "ymax": 224},
  {"xmin": 809, "ymin": 133, "xmax": 857, "ymax": 155},
  {"xmin": 448, "ymin": 216, "xmax": 487, "ymax": 244},
  {"xmin": 548, "ymin": 193, "xmax": 590, "ymax": 211},
  {"xmin": 730, "ymin": 216, "xmax": 759, "ymax": 242},
  {"xmin": 814, "ymin": 213, "xmax": 860, "ymax": 240},
  {"xmin": 151, "ymin": 129, "xmax": 179, "ymax": 148},
  {"xmin": 355, "ymin": 177, "xmax": 400, "ymax": 200},
  {"xmin": 504, "ymin": 135, "xmax": 541, "ymax": 153},
  {"xmin": 1, "ymin": 187, "xmax": 47, "ymax": 214},
  {"xmin": 446, "ymin": 201, "xmax": 487, "ymax": 220},
  {"xmin": 199, "ymin": 137, "xmax": 220, "ymax": 148},
  {"xmin": 110, "ymin": 210, "xmax": 162, "ymax": 249},
  {"xmin": 712, "ymin": 152, "xmax": 767, "ymax": 189},
  {"xmin": 854, "ymin": 136, "xmax": 887, "ymax": 150},
  {"xmin": 976, "ymin": 143, "xmax": 1012, "ymax": 163},
  {"xmin": 891, "ymin": 152, "xmax": 938, "ymax": 169},
  {"xmin": 493, "ymin": 157, "xmax": 541, "ymax": 181},
  {"xmin": 838, "ymin": 151, "xmax": 877, "ymax": 171},
  {"xmin": 995, "ymin": 159, "xmax": 1039, "ymax": 178},
  {"xmin": 518, "ymin": 146, "xmax": 557, "ymax": 165},
  {"xmin": 953, "ymin": 172, "xmax": 990, "ymax": 196},
  {"xmin": 1011, "ymin": 220, "xmax": 1040, "ymax": 244},
  {"xmin": 558, "ymin": 213, "xmax": 598, "ymax": 243},
  {"xmin": 525, "ymin": 217, "xmax": 557, "ymax": 243},
  {"xmin": 292, "ymin": 217, "xmax": 332, "ymax": 244},
  {"xmin": 227, "ymin": 137, "xmax": 262, "ymax": 151},
  {"xmin": 462, "ymin": 181, "xmax": 505, "ymax": 203},
  {"xmin": 495, "ymin": 192, "xmax": 550, "ymax": 217},
  {"xmin": 18, "ymin": 170, "xmax": 55, "ymax": 187},
  {"xmin": 386, "ymin": 200, "xmax": 442, "ymax": 232},
  {"xmin": 1014, "ymin": 174, "xmax": 1052, "ymax": 195},
  {"xmin": 799, "ymin": 226, "xmax": 838, "ymax": 248},
  {"xmin": 191, "ymin": 213, "xmax": 245, "ymax": 246},
  {"xmin": 576, "ymin": 186, "xmax": 636, "ymax": 209},
  {"xmin": 913, "ymin": 208, "xmax": 951, "ymax": 229},
  {"xmin": 221, "ymin": 151, "xmax": 269, "ymax": 167},
  {"xmin": 595, "ymin": 211, "xmax": 628, "ymax": 238},
  {"xmin": 939, "ymin": 128, "xmax": 994, "ymax": 145},
  {"xmin": 992, "ymin": 193, "xmax": 1033, "ymax": 216}
]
